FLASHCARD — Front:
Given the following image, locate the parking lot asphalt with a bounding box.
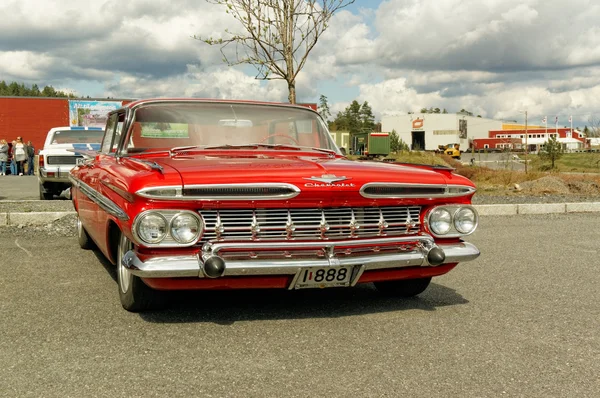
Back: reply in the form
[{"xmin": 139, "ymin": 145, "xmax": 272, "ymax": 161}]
[
  {"xmin": 0, "ymin": 174, "xmax": 41, "ymax": 200},
  {"xmin": 1, "ymin": 214, "xmax": 599, "ymax": 397}
]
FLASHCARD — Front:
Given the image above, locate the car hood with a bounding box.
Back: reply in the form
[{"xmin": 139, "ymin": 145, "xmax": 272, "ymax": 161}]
[{"xmin": 150, "ymin": 153, "xmax": 463, "ymax": 190}]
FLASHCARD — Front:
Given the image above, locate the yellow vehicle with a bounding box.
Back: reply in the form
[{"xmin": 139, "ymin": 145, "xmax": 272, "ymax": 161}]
[{"xmin": 437, "ymin": 143, "xmax": 462, "ymax": 159}]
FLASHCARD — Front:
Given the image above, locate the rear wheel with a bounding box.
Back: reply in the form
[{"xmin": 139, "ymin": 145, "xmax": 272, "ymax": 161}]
[
  {"xmin": 77, "ymin": 216, "xmax": 95, "ymax": 250},
  {"xmin": 117, "ymin": 232, "xmax": 160, "ymax": 312},
  {"xmin": 374, "ymin": 277, "xmax": 432, "ymax": 297}
]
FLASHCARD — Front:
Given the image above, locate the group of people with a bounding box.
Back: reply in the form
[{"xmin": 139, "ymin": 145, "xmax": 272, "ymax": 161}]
[{"xmin": 0, "ymin": 137, "xmax": 35, "ymax": 176}]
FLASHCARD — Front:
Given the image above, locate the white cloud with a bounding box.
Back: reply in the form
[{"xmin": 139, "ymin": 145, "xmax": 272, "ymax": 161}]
[{"xmin": 1, "ymin": 0, "xmax": 600, "ymax": 128}]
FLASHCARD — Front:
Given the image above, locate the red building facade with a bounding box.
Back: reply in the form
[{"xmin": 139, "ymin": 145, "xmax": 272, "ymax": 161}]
[
  {"xmin": 0, "ymin": 97, "xmax": 133, "ymax": 152},
  {"xmin": 0, "ymin": 97, "xmax": 70, "ymax": 152},
  {"xmin": 473, "ymin": 128, "xmax": 586, "ymax": 152}
]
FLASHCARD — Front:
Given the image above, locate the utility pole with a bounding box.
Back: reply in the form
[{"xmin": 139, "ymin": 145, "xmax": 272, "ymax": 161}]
[{"xmin": 524, "ymin": 111, "xmax": 528, "ymax": 174}]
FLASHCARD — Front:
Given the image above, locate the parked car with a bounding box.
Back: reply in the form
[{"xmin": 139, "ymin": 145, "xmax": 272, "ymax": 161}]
[
  {"xmin": 38, "ymin": 126, "xmax": 104, "ymax": 199},
  {"xmin": 70, "ymin": 99, "xmax": 480, "ymax": 312}
]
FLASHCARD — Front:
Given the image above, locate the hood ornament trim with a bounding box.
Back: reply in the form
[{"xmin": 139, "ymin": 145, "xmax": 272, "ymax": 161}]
[{"xmin": 304, "ymin": 174, "xmax": 351, "ymax": 184}]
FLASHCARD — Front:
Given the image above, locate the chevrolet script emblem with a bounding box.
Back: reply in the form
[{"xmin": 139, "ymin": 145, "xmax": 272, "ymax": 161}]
[{"xmin": 304, "ymin": 174, "xmax": 351, "ymax": 184}]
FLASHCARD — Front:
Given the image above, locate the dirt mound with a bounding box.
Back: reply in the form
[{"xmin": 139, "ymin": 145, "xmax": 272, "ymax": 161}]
[
  {"xmin": 519, "ymin": 176, "xmax": 571, "ymax": 195},
  {"xmin": 566, "ymin": 180, "xmax": 600, "ymax": 195}
]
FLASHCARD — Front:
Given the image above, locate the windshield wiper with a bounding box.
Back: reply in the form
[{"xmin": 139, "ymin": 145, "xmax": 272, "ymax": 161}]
[
  {"xmin": 171, "ymin": 143, "xmax": 338, "ymax": 156},
  {"xmin": 170, "ymin": 145, "xmax": 207, "ymax": 154},
  {"xmin": 203, "ymin": 143, "xmax": 302, "ymax": 151}
]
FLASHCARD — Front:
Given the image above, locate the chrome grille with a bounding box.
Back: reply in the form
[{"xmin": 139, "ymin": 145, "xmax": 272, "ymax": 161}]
[
  {"xmin": 46, "ymin": 155, "xmax": 82, "ymax": 165},
  {"xmin": 200, "ymin": 206, "xmax": 421, "ymax": 241}
]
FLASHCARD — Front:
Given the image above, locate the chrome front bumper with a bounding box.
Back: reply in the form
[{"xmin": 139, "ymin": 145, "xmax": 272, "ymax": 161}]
[{"xmin": 122, "ymin": 235, "xmax": 480, "ymax": 281}]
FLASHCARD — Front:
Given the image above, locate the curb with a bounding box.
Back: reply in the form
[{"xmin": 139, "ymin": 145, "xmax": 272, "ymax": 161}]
[
  {"xmin": 1, "ymin": 203, "xmax": 600, "ymax": 226},
  {"xmin": 0, "ymin": 211, "xmax": 76, "ymax": 226},
  {"xmin": 474, "ymin": 202, "xmax": 600, "ymax": 216}
]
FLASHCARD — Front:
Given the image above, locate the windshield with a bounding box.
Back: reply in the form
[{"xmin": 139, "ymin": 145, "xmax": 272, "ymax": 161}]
[
  {"xmin": 51, "ymin": 130, "xmax": 104, "ymax": 144},
  {"xmin": 122, "ymin": 102, "xmax": 339, "ymax": 154}
]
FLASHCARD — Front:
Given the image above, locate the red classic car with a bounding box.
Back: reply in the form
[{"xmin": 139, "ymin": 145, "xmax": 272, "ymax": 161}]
[{"xmin": 70, "ymin": 99, "xmax": 480, "ymax": 312}]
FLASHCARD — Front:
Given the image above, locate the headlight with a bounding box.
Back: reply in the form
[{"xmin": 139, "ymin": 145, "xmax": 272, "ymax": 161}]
[
  {"xmin": 429, "ymin": 208, "xmax": 452, "ymax": 235},
  {"xmin": 170, "ymin": 213, "xmax": 202, "ymax": 244},
  {"xmin": 454, "ymin": 207, "xmax": 477, "ymax": 234},
  {"xmin": 136, "ymin": 213, "xmax": 168, "ymax": 244}
]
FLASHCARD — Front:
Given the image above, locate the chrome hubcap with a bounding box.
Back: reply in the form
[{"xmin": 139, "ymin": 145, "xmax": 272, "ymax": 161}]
[{"xmin": 118, "ymin": 234, "xmax": 133, "ymax": 294}]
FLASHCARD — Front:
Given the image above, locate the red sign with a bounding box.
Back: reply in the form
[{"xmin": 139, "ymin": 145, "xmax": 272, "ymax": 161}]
[{"xmin": 412, "ymin": 118, "xmax": 424, "ymax": 129}]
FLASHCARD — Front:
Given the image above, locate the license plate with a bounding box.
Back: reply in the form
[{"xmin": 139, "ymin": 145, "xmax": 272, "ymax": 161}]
[{"xmin": 293, "ymin": 266, "xmax": 353, "ymax": 289}]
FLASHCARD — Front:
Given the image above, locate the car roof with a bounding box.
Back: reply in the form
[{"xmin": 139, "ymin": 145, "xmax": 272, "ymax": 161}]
[
  {"xmin": 123, "ymin": 98, "xmax": 315, "ymax": 112},
  {"xmin": 49, "ymin": 126, "xmax": 104, "ymax": 131}
]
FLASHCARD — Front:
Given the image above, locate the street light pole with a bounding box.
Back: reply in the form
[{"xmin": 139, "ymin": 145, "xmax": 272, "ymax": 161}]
[{"xmin": 524, "ymin": 111, "xmax": 528, "ymax": 174}]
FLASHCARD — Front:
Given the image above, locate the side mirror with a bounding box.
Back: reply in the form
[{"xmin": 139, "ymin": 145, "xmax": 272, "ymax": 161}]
[{"xmin": 339, "ymin": 147, "xmax": 347, "ymax": 156}]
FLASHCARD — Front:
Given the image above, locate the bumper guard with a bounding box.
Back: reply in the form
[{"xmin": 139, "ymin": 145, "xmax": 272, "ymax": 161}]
[{"xmin": 122, "ymin": 235, "xmax": 480, "ymax": 283}]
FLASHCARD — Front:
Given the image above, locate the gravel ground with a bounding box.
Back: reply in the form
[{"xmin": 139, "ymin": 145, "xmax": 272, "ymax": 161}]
[
  {"xmin": 472, "ymin": 193, "xmax": 600, "ymax": 204},
  {"xmin": 0, "ymin": 200, "xmax": 74, "ymax": 213},
  {"xmin": 1, "ymin": 213, "xmax": 78, "ymax": 238}
]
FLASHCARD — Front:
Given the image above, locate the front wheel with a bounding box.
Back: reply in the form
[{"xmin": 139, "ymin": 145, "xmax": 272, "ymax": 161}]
[
  {"xmin": 374, "ymin": 277, "xmax": 432, "ymax": 297},
  {"xmin": 117, "ymin": 232, "xmax": 161, "ymax": 312}
]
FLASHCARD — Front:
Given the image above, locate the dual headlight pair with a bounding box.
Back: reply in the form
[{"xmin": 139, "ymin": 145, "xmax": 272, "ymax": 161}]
[
  {"xmin": 133, "ymin": 210, "xmax": 204, "ymax": 246},
  {"xmin": 427, "ymin": 206, "xmax": 478, "ymax": 237}
]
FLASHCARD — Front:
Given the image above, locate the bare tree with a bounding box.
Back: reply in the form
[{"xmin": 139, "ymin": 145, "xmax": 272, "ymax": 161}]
[
  {"xmin": 587, "ymin": 115, "xmax": 600, "ymax": 137},
  {"xmin": 197, "ymin": 0, "xmax": 355, "ymax": 104}
]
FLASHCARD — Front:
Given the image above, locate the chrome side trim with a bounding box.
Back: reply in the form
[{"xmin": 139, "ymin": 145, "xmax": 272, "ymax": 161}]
[
  {"xmin": 72, "ymin": 176, "xmax": 129, "ymax": 221},
  {"xmin": 126, "ymin": 157, "xmax": 164, "ymax": 173},
  {"xmin": 136, "ymin": 183, "xmax": 301, "ymax": 200},
  {"xmin": 360, "ymin": 183, "xmax": 476, "ymax": 199},
  {"xmin": 121, "ymin": 240, "xmax": 480, "ymax": 279},
  {"xmin": 68, "ymin": 174, "xmax": 79, "ymax": 187}
]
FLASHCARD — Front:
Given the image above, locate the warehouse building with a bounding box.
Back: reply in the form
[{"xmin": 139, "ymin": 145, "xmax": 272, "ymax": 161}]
[
  {"xmin": 381, "ymin": 113, "xmax": 503, "ymax": 152},
  {"xmin": 473, "ymin": 128, "xmax": 586, "ymax": 152}
]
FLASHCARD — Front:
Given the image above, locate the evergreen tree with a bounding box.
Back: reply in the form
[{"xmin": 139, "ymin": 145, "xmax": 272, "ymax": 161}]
[
  {"xmin": 318, "ymin": 95, "xmax": 331, "ymax": 123},
  {"xmin": 359, "ymin": 101, "xmax": 375, "ymax": 130},
  {"xmin": 332, "ymin": 99, "xmax": 378, "ymax": 134},
  {"xmin": 539, "ymin": 135, "xmax": 564, "ymax": 169}
]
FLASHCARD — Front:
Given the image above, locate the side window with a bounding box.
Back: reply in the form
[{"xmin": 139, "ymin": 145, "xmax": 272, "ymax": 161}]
[
  {"xmin": 101, "ymin": 114, "xmax": 117, "ymax": 154},
  {"xmin": 112, "ymin": 113, "xmax": 126, "ymax": 153},
  {"xmin": 101, "ymin": 112, "xmax": 127, "ymax": 154}
]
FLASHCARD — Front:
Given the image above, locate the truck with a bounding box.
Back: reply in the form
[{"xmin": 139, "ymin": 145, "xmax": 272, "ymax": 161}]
[
  {"xmin": 437, "ymin": 143, "xmax": 462, "ymax": 159},
  {"xmin": 351, "ymin": 131, "xmax": 390, "ymax": 157},
  {"xmin": 38, "ymin": 126, "xmax": 104, "ymax": 200}
]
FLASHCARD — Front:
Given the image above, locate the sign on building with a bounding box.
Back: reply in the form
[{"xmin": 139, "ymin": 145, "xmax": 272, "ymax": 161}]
[
  {"xmin": 69, "ymin": 100, "xmax": 123, "ymax": 128},
  {"xmin": 459, "ymin": 119, "xmax": 468, "ymax": 139}
]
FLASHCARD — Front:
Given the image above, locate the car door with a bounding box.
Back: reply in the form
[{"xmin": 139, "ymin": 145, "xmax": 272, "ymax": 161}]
[{"xmin": 78, "ymin": 112, "xmax": 125, "ymax": 249}]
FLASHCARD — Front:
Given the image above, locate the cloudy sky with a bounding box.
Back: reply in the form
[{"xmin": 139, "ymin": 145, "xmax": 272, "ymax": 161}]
[{"xmin": 1, "ymin": 0, "xmax": 600, "ymax": 128}]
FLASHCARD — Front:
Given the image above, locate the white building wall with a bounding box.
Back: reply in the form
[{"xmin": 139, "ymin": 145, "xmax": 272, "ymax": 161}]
[{"xmin": 382, "ymin": 114, "xmax": 503, "ymax": 151}]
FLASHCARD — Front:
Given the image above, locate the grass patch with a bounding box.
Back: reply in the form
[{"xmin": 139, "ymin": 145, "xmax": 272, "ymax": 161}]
[
  {"xmin": 348, "ymin": 151, "xmax": 450, "ymax": 167},
  {"xmin": 529, "ymin": 152, "xmax": 600, "ymax": 172},
  {"xmin": 445, "ymin": 155, "xmax": 600, "ymax": 196},
  {"xmin": 348, "ymin": 151, "xmax": 600, "ymax": 196}
]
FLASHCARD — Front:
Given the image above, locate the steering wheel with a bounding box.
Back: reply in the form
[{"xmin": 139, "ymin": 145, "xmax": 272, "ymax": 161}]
[{"xmin": 260, "ymin": 134, "xmax": 299, "ymax": 145}]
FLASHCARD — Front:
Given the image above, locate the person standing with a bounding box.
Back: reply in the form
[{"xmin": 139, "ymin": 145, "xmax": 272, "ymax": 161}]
[
  {"xmin": 0, "ymin": 139, "xmax": 8, "ymax": 175},
  {"xmin": 26, "ymin": 140, "xmax": 35, "ymax": 175},
  {"xmin": 10, "ymin": 140, "xmax": 17, "ymax": 175},
  {"xmin": 13, "ymin": 137, "xmax": 27, "ymax": 176}
]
